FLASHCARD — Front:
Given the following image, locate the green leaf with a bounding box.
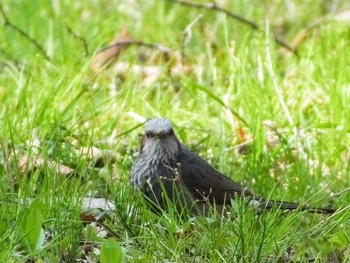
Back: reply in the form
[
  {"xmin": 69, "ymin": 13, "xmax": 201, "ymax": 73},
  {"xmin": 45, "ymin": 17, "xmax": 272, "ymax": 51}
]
[
  {"xmin": 25, "ymin": 207, "xmax": 45, "ymax": 252},
  {"xmin": 16, "ymin": 199, "xmax": 46, "ymax": 252},
  {"xmin": 29, "ymin": 199, "xmax": 46, "ymax": 213},
  {"xmin": 100, "ymin": 239, "xmax": 123, "ymax": 263},
  {"xmin": 17, "ymin": 208, "xmax": 30, "ymax": 235},
  {"xmin": 22, "ymin": 199, "xmax": 45, "ymax": 252}
]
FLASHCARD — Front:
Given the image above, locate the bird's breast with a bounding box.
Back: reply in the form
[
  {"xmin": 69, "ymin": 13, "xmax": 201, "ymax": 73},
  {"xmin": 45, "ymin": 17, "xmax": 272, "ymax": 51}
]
[{"xmin": 131, "ymin": 155, "xmax": 179, "ymax": 189}]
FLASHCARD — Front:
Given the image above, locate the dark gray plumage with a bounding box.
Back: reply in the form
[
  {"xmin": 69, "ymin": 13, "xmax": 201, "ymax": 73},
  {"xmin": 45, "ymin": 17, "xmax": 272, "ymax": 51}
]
[{"xmin": 130, "ymin": 117, "xmax": 335, "ymax": 215}]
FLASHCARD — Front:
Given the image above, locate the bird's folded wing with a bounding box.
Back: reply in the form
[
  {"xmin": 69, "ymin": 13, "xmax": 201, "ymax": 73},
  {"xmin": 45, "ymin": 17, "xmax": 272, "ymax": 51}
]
[{"xmin": 179, "ymin": 146, "xmax": 254, "ymax": 205}]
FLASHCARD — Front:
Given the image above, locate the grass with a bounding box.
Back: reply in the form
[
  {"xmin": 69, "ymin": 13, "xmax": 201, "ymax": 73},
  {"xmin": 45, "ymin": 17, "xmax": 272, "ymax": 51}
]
[{"xmin": 1, "ymin": 0, "xmax": 350, "ymax": 262}]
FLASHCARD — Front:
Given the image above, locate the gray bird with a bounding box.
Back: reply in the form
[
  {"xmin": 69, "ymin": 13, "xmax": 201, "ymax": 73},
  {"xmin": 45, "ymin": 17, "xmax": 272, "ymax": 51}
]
[{"xmin": 130, "ymin": 118, "xmax": 335, "ymax": 215}]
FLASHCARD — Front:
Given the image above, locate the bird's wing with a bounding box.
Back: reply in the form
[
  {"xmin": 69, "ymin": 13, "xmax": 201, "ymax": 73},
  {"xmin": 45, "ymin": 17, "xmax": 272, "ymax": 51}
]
[
  {"xmin": 178, "ymin": 146, "xmax": 255, "ymax": 205},
  {"xmin": 177, "ymin": 146, "xmax": 335, "ymax": 214}
]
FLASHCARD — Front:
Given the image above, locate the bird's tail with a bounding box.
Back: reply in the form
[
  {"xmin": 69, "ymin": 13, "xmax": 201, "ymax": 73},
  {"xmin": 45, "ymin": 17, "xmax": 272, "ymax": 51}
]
[{"xmin": 255, "ymin": 199, "xmax": 335, "ymax": 214}]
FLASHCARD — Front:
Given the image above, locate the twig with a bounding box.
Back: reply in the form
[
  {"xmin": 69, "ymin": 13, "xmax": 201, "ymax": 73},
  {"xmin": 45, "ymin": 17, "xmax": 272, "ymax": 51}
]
[
  {"xmin": 330, "ymin": 186, "xmax": 350, "ymax": 198},
  {"xmin": 181, "ymin": 13, "xmax": 203, "ymax": 64},
  {"xmin": 168, "ymin": 0, "xmax": 258, "ymax": 28},
  {"xmin": 0, "ymin": 4, "xmax": 51, "ymax": 62},
  {"xmin": 65, "ymin": 24, "xmax": 90, "ymax": 57},
  {"xmin": 164, "ymin": 0, "xmax": 297, "ymax": 54},
  {"xmin": 98, "ymin": 40, "xmax": 173, "ymax": 54},
  {"xmin": 182, "ymin": 13, "xmax": 203, "ymax": 47}
]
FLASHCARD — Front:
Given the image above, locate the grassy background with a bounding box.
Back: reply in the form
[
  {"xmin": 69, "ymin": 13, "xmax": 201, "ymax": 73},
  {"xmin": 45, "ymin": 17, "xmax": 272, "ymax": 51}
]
[{"xmin": 1, "ymin": 0, "xmax": 350, "ymax": 262}]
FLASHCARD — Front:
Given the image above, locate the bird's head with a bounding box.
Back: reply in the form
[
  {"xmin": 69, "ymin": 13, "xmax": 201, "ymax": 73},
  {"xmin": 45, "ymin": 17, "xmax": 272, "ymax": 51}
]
[{"xmin": 140, "ymin": 118, "xmax": 181, "ymax": 160}]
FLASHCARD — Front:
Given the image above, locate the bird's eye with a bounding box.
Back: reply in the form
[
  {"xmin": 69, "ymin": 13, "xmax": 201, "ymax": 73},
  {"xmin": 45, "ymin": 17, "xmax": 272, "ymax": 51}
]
[
  {"xmin": 145, "ymin": 131, "xmax": 152, "ymax": 138},
  {"xmin": 168, "ymin": 129, "xmax": 174, "ymax": 136}
]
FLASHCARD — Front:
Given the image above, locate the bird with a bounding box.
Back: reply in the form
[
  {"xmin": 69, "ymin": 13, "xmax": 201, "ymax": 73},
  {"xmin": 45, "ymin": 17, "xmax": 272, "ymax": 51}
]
[{"xmin": 130, "ymin": 117, "xmax": 335, "ymax": 216}]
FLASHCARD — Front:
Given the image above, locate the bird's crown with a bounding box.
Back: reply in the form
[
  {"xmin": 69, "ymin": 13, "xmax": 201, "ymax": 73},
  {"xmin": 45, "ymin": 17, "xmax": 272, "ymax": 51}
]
[{"xmin": 146, "ymin": 118, "xmax": 174, "ymax": 135}]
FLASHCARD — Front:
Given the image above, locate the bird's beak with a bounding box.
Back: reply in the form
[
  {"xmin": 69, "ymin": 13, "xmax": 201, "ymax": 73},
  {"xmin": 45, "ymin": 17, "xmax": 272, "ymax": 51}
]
[{"xmin": 157, "ymin": 130, "xmax": 168, "ymax": 139}]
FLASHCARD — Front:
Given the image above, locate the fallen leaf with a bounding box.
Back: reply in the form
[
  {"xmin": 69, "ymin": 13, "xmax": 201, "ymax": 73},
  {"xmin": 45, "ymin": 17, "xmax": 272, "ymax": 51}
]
[
  {"xmin": 334, "ymin": 9, "xmax": 350, "ymax": 24},
  {"xmin": 91, "ymin": 28, "xmax": 132, "ymax": 73},
  {"xmin": 18, "ymin": 154, "xmax": 73, "ymax": 176},
  {"xmin": 280, "ymin": 9, "xmax": 350, "ymax": 54}
]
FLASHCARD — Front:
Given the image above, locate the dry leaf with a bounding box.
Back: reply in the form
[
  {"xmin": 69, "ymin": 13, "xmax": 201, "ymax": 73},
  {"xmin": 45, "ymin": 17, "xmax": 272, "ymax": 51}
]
[
  {"xmin": 18, "ymin": 154, "xmax": 73, "ymax": 176},
  {"xmin": 82, "ymin": 197, "xmax": 115, "ymax": 210},
  {"xmin": 280, "ymin": 9, "xmax": 350, "ymax": 54},
  {"xmin": 334, "ymin": 9, "xmax": 350, "ymax": 24},
  {"xmin": 80, "ymin": 146, "xmax": 102, "ymax": 160},
  {"xmin": 111, "ymin": 62, "xmax": 161, "ymax": 86},
  {"xmin": 91, "ymin": 28, "xmax": 132, "ymax": 73},
  {"xmin": 80, "ymin": 146, "xmax": 116, "ymax": 168}
]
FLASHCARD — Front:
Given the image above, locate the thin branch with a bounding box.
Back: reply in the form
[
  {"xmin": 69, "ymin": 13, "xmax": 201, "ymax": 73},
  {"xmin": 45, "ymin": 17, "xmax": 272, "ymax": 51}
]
[
  {"xmin": 182, "ymin": 13, "xmax": 203, "ymax": 47},
  {"xmin": 164, "ymin": 0, "xmax": 297, "ymax": 54},
  {"xmin": 98, "ymin": 40, "xmax": 173, "ymax": 54},
  {"xmin": 181, "ymin": 13, "xmax": 203, "ymax": 63},
  {"xmin": 330, "ymin": 186, "xmax": 350, "ymax": 198},
  {"xmin": 0, "ymin": 4, "xmax": 51, "ymax": 62},
  {"xmin": 168, "ymin": 0, "xmax": 258, "ymax": 28},
  {"xmin": 65, "ymin": 24, "xmax": 90, "ymax": 57}
]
